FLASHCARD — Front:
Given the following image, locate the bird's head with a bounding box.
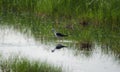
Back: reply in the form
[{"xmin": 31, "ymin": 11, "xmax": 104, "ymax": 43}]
[
  {"xmin": 52, "ymin": 28, "xmax": 56, "ymax": 33},
  {"xmin": 51, "ymin": 50, "xmax": 55, "ymax": 52},
  {"xmin": 52, "ymin": 28, "xmax": 55, "ymax": 31}
]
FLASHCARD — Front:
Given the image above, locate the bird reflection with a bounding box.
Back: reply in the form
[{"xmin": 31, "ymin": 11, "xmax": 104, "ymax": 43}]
[{"xmin": 52, "ymin": 44, "xmax": 67, "ymax": 52}]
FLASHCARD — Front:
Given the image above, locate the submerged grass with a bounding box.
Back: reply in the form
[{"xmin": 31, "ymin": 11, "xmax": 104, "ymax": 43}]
[{"xmin": 0, "ymin": 55, "xmax": 62, "ymax": 72}]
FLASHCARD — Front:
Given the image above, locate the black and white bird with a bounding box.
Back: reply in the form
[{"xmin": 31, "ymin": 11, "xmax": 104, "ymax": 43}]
[
  {"xmin": 52, "ymin": 28, "xmax": 68, "ymax": 38},
  {"xmin": 51, "ymin": 44, "xmax": 67, "ymax": 52}
]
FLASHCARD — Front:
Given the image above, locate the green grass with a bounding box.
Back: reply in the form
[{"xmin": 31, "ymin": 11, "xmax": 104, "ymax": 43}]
[
  {"xmin": 1, "ymin": 0, "xmax": 120, "ymax": 22},
  {"xmin": 0, "ymin": 56, "xmax": 62, "ymax": 72}
]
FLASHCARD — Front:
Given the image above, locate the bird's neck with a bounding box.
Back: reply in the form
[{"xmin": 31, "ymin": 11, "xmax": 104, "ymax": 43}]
[{"xmin": 53, "ymin": 30, "xmax": 57, "ymax": 36}]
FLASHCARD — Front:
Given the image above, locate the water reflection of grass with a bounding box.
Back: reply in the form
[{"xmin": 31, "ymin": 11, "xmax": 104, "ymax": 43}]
[{"xmin": 0, "ymin": 56, "xmax": 62, "ymax": 72}]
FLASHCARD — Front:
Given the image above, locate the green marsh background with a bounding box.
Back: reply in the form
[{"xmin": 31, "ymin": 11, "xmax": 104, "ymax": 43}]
[{"xmin": 0, "ymin": 0, "xmax": 120, "ymax": 72}]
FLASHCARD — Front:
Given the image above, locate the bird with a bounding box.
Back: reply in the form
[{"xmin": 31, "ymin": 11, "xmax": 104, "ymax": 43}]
[
  {"xmin": 51, "ymin": 44, "xmax": 67, "ymax": 52},
  {"xmin": 52, "ymin": 28, "xmax": 68, "ymax": 38}
]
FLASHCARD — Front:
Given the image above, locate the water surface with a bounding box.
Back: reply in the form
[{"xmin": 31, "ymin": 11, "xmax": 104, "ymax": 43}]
[{"xmin": 0, "ymin": 26, "xmax": 120, "ymax": 72}]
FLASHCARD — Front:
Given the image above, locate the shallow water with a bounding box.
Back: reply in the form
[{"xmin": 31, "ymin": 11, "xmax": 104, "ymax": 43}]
[{"xmin": 0, "ymin": 26, "xmax": 120, "ymax": 72}]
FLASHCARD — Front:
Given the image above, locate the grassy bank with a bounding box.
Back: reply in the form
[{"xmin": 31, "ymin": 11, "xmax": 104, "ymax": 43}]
[{"xmin": 0, "ymin": 55, "xmax": 62, "ymax": 72}]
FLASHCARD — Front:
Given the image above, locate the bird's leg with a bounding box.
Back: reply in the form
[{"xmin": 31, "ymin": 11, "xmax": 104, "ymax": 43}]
[{"xmin": 57, "ymin": 37, "xmax": 61, "ymax": 43}]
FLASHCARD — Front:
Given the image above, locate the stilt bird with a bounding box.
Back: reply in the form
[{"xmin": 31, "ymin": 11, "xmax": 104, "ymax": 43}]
[{"xmin": 52, "ymin": 28, "xmax": 68, "ymax": 38}]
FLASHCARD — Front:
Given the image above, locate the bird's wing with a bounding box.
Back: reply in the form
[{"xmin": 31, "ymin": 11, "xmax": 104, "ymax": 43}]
[{"xmin": 56, "ymin": 33, "xmax": 66, "ymax": 36}]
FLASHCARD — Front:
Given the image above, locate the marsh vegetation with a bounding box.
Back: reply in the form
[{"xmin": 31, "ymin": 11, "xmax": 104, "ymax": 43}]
[{"xmin": 0, "ymin": 0, "xmax": 120, "ymax": 72}]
